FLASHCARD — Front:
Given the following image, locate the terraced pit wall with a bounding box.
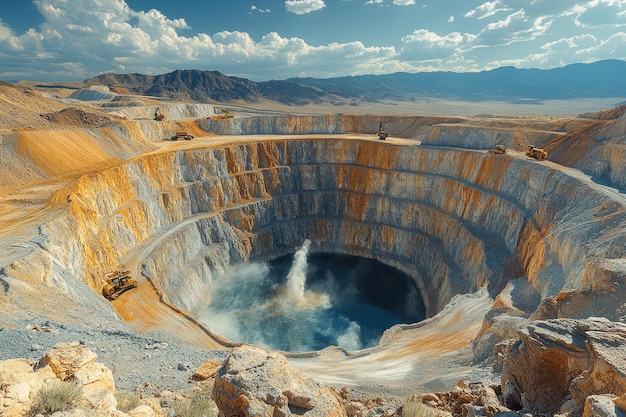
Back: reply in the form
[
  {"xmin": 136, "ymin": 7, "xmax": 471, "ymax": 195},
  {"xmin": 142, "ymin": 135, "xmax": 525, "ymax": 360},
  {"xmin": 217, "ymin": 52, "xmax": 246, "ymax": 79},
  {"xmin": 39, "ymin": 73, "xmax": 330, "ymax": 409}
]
[{"xmin": 23, "ymin": 125, "xmax": 626, "ymax": 324}]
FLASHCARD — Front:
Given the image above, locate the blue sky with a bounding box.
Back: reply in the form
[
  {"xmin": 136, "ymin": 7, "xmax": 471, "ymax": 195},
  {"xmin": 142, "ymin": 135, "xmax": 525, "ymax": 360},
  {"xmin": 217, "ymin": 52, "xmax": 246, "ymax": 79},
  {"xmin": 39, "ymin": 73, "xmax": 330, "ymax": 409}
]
[{"xmin": 0, "ymin": 0, "xmax": 625, "ymax": 82}]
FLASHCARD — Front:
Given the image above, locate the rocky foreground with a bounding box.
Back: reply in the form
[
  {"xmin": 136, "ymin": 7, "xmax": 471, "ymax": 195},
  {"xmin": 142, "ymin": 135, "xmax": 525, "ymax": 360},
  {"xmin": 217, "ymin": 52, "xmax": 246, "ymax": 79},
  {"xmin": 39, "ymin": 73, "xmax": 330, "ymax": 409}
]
[{"xmin": 1, "ymin": 317, "xmax": 625, "ymax": 417}]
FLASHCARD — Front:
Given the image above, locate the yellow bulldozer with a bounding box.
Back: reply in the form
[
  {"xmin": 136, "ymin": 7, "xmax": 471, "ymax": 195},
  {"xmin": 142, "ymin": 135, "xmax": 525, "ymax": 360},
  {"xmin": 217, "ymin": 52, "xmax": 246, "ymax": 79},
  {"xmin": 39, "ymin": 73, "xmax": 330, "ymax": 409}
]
[
  {"xmin": 102, "ymin": 270, "xmax": 137, "ymax": 300},
  {"xmin": 211, "ymin": 108, "xmax": 234, "ymax": 120},
  {"xmin": 526, "ymin": 145, "xmax": 548, "ymax": 159}
]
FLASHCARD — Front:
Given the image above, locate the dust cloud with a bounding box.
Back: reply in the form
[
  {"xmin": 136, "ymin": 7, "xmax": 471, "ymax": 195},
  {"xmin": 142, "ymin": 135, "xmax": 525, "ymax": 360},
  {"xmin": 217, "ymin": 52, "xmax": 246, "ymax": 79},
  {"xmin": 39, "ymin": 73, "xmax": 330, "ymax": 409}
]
[{"xmin": 199, "ymin": 240, "xmax": 425, "ymax": 352}]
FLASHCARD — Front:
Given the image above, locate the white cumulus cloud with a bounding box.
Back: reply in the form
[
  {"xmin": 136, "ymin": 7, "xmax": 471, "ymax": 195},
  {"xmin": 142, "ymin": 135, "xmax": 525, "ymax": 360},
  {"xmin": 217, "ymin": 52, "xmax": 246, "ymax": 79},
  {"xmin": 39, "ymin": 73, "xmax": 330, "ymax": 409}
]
[
  {"xmin": 285, "ymin": 0, "xmax": 326, "ymax": 15},
  {"xmin": 400, "ymin": 29, "xmax": 474, "ymax": 61},
  {"xmin": 464, "ymin": 1, "xmax": 511, "ymax": 19}
]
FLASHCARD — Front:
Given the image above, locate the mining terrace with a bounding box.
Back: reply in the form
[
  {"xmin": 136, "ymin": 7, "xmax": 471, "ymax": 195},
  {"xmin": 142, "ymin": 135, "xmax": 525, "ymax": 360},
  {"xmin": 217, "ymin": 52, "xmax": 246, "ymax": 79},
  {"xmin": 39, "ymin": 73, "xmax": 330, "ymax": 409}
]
[{"xmin": 1, "ymin": 83, "xmax": 626, "ymax": 393}]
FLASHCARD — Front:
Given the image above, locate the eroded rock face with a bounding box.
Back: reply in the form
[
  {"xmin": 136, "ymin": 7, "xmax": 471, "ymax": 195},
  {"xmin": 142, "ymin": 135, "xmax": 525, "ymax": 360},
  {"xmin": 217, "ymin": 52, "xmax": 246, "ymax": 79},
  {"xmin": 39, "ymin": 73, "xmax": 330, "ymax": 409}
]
[
  {"xmin": 213, "ymin": 344, "xmax": 346, "ymax": 417},
  {"xmin": 5, "ymin": 132, "xmax": 626, "ymax": 335},
  {"xmin": 501, "ymin": 318, "xmax": 626, "ymax": 415}
]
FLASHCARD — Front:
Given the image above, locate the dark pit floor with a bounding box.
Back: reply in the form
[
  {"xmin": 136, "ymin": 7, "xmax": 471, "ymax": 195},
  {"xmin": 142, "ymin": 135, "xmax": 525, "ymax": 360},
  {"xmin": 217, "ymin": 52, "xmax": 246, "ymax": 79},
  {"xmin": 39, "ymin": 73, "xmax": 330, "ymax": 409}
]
[{"xmin": 200, "ymin": 240, "xmax": 426, "ymax": 352}]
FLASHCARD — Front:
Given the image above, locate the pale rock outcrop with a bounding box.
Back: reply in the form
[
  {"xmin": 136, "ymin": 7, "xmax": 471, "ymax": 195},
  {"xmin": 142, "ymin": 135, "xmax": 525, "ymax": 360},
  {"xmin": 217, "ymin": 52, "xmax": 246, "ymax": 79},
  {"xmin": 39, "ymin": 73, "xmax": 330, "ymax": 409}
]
[
  {"xmin": 213, "ymin": 344, "xmax": 346, "ymax": 417},
  {"xmin": 129, "ymin": 404, "xmax": 158, "ymax": 417},
  {"xmin": 570, "ymin": 329, "xmax": 626, "ymax": 411},
  {"xmin": 138, "ymin": 397, "xmax": 165, "ymax": 417},
  {"xmin": 0, "ymin": 342, "xmax": 119, "ymax": 417},
  {"xmin": 501, "ymin": 318, "xmax": 626, "ymax": 415},
  {"xmin": 0, "ymin": 358, "xmax": 57, "ymax": 417},
  {"xmin": 38, "ymin": 341, "xmax": 115, "ymax": 396},
  {"xmin": 105, "ymin": 103, "xmax": 215, "ymax": 121},
  {"xmin": 583, "ymin": 395, "xmax": 626, "ymax": 417}
]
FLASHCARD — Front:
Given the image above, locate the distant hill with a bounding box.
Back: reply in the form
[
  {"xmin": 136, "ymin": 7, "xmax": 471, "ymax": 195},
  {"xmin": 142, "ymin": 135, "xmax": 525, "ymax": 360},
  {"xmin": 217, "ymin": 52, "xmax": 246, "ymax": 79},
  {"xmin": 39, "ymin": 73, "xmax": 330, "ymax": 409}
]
[
  {"xmin": 85, "ymin": 60, "xmax": 626, "ymax": 105},
  {"xmin": 85, "ymin": 70, "xmax": 325, "ymax": 105}
]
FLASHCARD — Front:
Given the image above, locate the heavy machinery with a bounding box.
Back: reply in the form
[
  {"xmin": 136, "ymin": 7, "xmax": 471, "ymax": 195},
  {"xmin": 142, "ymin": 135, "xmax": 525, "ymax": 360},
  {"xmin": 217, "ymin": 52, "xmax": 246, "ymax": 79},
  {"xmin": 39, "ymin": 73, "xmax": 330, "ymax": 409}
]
[
  {"xmin": 492, "ymin": 145, "xmax": 507, "ymax": 154},
  {"xmin": 170, "ymin": 131, "xmax": 194, "ymax": 141},
  {"xmin": 154, "ymin": 107, "xmax": 165, "ymax": 121},
  {"xmin": 526, "ymin": 145, "xmax": 548, "ymax": 159},
  {"xmin": 102, "ymin": 270, "xmax": 137, "ymax": 300},
  {"xmin": 211, "ymin": 108, "xmax": 234, "ymax": 120},
  {"xmin": 377, "ymin": 121, "xmax": 388, "ymax": 140}
]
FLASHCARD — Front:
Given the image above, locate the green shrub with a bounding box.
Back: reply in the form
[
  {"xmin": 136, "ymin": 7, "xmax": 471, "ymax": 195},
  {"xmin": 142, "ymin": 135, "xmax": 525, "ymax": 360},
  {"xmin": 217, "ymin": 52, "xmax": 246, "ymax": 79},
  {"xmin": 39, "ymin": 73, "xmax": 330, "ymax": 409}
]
[
  {"xmin": 173, "ymin": 391, "xmax": 216, "ymax": 417},
  {"xmin": 30, "ymin": 380, "xmax": 83, "ymax": 416},
  {"xmin": 115, "ymin": 391, "xmax": 142, "ymax": 412},
  {"xmin": 402, "ymin": 398, "xmax": 437, "ymax": 417}
]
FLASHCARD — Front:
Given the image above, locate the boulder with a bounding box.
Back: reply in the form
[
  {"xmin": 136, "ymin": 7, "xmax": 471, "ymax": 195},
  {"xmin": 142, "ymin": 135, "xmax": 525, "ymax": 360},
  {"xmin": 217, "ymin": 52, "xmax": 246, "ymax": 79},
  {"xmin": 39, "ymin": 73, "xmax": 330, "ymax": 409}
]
[
  {"xmin": 193, "ymin": 358, "xmax": 222, "ymax": 381},
  {"xmin": 74, "ymin": 360, "xmax": 115, "ymax": 395},
  {"xmin": 213, "ymin": 344, "xmax": 346, "ymax": 417},
  {"xmin": 129, "ymin": 404, "xmax": 158, "ymax": 417},
  {"xmin": 501, "ymin": 318, "xmax": 626, "ymax": 414},
  {"xmin": 570, "ymin": 330, "xmax": 626, "ymax": 410},
  {"xmin": 583, "ymin": 395, "xmax": 626, "ymax": 417},
  {"xmin": 80, "ymin": 388, "xmax": 118, "ymax": 412},
  {"xmin": 38, "ymin": 342, "xmax": 98, "ymax": 380},
  {"xmin": 140, "ymin": 397, "xmax": 165, "ymax": 417}
]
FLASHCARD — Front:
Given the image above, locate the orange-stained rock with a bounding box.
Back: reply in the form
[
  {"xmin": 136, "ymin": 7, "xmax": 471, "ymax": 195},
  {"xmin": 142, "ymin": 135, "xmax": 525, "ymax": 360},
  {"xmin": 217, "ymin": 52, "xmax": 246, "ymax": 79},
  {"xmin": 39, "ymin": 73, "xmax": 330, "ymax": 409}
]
[
  {"xmin": 501, "ymin": 318, "xmax": 626, "ymax": 415},
  {"xmin": 193, "ymin": 358, "xmax": 222, "ymax": 381}
]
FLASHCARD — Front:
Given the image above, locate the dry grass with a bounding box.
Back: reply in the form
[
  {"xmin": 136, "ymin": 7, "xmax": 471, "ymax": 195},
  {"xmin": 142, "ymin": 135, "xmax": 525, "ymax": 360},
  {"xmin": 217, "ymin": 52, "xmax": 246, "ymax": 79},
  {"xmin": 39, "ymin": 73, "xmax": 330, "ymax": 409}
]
[
  {"xmin": 115, "ymin": 391, "xmax": 142, "ymax": 412},
  {"xmin": 402, "ymin": 398, "xmax": 437, "ymax": 417},
  {"xmin": 29, "ymin": 380, "xmax": 83, "ymax": 416},
  {"xmin": 173, "ymin": 391, "xmax": 216, "ymax": 417}
]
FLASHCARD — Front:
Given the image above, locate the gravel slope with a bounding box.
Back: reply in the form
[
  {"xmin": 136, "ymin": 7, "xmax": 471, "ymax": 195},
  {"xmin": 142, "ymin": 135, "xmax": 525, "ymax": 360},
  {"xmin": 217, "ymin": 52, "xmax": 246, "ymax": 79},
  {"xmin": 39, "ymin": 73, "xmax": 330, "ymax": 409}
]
[{"xmin": 0, "ymin": 320, "xmax": 228, "ymax": 395}]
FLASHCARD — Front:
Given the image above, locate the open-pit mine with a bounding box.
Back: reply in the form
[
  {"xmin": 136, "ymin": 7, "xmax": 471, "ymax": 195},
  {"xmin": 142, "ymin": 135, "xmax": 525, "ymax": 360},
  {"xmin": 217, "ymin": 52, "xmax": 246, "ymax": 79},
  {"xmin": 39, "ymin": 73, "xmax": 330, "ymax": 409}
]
[{"xmin": 1, "ymin": 84, "xmax": 626, "ymax": 416}]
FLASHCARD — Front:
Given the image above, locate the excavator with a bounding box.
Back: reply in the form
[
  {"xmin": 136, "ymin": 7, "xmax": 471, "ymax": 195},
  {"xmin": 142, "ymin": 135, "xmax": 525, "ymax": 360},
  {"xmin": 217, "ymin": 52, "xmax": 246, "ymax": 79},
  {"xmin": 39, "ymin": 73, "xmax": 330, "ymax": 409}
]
[
  {"xmin": 102, "ymin": 270, "xmax": 137, "ymax": 300},
  {"xmin": 154, "ymin": 107, "xmax": 165, "ymax": 121},
  {"xmin": 526, "ymin": 145, "xmax": 548, "ymax": 159},
  {"xmin": 377, "ymin": 121, "xmax": 388, "ymax": 140}
]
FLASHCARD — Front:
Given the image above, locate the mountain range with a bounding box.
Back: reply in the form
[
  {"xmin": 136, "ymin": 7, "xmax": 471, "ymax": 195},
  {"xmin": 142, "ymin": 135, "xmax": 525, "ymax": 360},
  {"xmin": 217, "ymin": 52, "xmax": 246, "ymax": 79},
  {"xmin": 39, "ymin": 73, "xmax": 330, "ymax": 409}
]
[{"xmin": 84, "ymin": 59, "xmax": 626, "ymax": 105}]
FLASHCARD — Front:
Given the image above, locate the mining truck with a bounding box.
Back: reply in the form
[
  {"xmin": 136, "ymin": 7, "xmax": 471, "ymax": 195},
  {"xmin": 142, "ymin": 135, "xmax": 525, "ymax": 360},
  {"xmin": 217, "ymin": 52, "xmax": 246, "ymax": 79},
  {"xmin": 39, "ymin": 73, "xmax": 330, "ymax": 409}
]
[
  {"xmin": 526, "ymin": 145, "xmax": 548, "ymax": 159},
  {"xmin": 154, "ymin": 107, "xmax": 165, "ymax": 121},
  {"xmin": 492, "ymin": 145, "xmax": 507, "ymax": 154},
  {"xmin": 377, "ymin": 121, "xmax": 388, "ymax": 140},
  {"xmin": 102, "ymin": 270, "xmax": 137, "ymax": 300},
  {"xmin": 171, "ymin": 131, "xmax": 194, "ymax": 141}
]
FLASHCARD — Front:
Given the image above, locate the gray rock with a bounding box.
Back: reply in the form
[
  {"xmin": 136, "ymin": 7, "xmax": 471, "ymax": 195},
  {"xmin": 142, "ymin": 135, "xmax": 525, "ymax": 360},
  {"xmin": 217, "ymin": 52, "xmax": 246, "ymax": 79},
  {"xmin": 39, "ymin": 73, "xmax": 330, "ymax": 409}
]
[
  {"xmin": 583, "ymin": 395, "xmax": 626, "ymax": 417},
  {"xmin": 176, "ymin": 363, "xmax": 190, "ymax": 371},
  {"xmin": 501, "ymin": 318, "xmax": 626, "ymax": 414},
  {"xmin": 213, "ymin": 345, "xmax": 346, "ymax": 416}
]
